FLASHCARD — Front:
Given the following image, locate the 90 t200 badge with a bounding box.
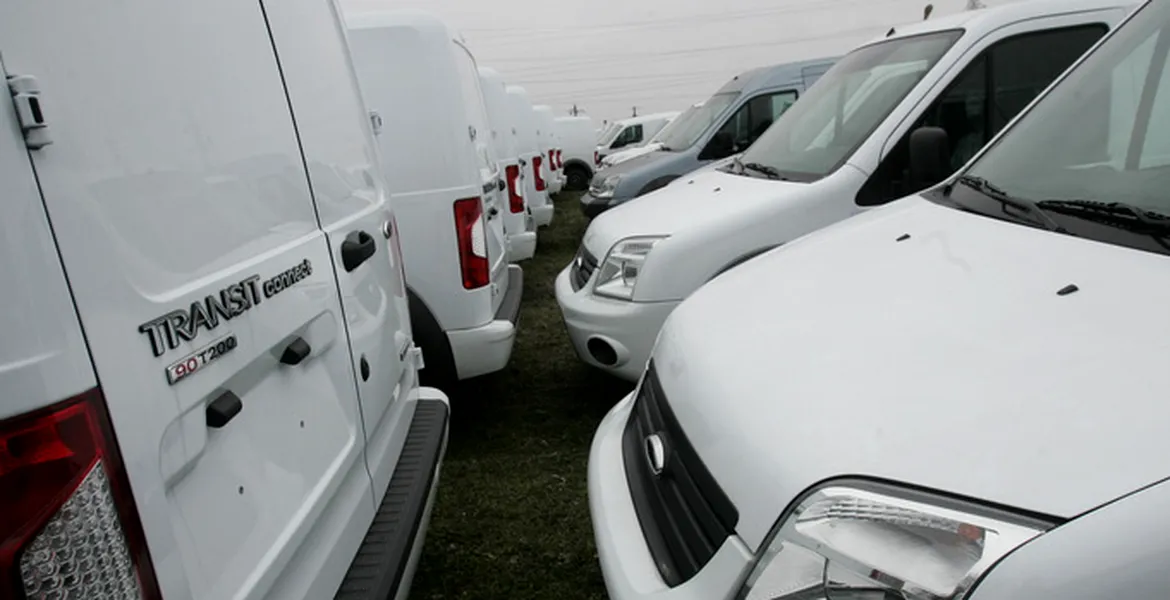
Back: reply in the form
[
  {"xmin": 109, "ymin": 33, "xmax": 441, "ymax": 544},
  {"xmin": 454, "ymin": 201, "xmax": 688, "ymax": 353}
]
[{"xmin": 139, "ymin": 259, "xmax": 314, "ymax": 385}]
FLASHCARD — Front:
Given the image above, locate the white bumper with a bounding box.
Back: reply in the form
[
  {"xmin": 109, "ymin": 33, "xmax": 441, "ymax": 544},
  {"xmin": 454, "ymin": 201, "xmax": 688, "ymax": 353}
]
[
  {"xmin": 588, "ymin": 393, "xmax": 754, "ymax": 600},
  {"xmin": 508, "ymin": 231, "xmax": 537, "ymax": 262},
  {"xmin": 532, "ymin": 202, "xmax": 555, "ymax": 228},
  {"xmin": 446, "ymin": 318, "xmax": 516, "ymax": 380},
  {"xmin": 554, "ymin": 267, "xmax": 676, "ymax": 382}
]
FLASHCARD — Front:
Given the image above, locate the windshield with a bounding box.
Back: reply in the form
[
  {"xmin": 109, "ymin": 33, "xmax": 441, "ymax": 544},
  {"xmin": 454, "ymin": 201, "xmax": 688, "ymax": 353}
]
[
  {"xmin": 654, "ymin": 91, "xmax": 739, "ymax": 151},
  {"xmin": 739, "ymin": 30, "xmax": 962, "ymax": 180},
  {"xmin": 964, "ymin": 2, "xmax": 1170, "ymax": 231},
  {"xmin": 648, "ymin": 104, "xmax": 701, "ymax": 146},
  {"xmin": 598, "ymin": 122, "xmax": 621, "ymax": 145}
]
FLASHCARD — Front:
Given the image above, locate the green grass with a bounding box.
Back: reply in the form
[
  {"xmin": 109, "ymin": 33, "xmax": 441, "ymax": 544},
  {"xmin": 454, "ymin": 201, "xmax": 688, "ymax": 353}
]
[{"xmin": 411, "ymin": 191, "xmax": 634, "ymax": 600}]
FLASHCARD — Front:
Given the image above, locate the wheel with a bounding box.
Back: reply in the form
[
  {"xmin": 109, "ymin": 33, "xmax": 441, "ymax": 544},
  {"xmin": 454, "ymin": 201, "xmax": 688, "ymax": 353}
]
[{"xmin": 565, "ymin": 165, "xmax": 591, "ymax": 191}]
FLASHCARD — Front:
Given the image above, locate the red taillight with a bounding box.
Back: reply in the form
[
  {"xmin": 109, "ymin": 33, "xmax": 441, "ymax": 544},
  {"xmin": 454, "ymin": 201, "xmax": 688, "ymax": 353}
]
[
  {"xmin": 556, "ymin": 150, "xmax": 564, "ymax": 169},
  {"xmin": 505, "ymin": 164, "xmax": 524, "ymax": 214},
  {"xmin": 1, "ymin": 389, "xmax": 161, "ymax": 599},
  {"xmin": 548, "ymin": 150, "xmax": 557, "ymax": 172},
  {"xmin": 454, "ymin": 197, "xmax": 490, "ymax": 289},
  {"xmin": 533, "ymin": 156, "xmax": 547, "ymax": 192},
  {"xmin": 594, "ymin": 150, "xmax": 600, "ymax": 166}
]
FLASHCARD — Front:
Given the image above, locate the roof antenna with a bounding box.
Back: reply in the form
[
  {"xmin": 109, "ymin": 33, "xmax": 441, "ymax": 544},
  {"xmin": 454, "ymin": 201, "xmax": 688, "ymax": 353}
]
[
  {"xmin": 966, "ymin": 0, "xmax": 986, "ymax": 9},
  {"xmin": 923, "ymin": 3, "xmax": 934, "ymax": 19}
]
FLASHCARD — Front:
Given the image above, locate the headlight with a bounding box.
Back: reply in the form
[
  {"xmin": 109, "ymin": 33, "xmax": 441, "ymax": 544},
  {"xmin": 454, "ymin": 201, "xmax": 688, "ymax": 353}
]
[
  {"xmin": 593, "ymin": 235, "xmax": 667, "ymax": 300},
  {"xmin": 591, "ymin": 175, "xmax": 621, "ymax": 199},
  {"xmin": 739, "ymin": 482, "xmax": 1051, "ymax": 600}
]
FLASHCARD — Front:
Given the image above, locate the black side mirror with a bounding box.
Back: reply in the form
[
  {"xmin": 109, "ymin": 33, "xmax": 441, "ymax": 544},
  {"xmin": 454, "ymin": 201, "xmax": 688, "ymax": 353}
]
[
  {"xmin": 908, "ymin": 126, "xmax": 950, "ymax": 189},
  {"xmin": 701, "ymin": 131, "xmax": 735, "ymax": 160}
]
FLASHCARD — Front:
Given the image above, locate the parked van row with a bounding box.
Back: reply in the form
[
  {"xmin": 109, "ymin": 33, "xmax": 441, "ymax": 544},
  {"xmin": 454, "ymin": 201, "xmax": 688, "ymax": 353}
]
[
  {"xmin": 581, "ymin": 0, "xmax": 1170, "ymax": 599},
  {"xmin": 1, "ymin": 3, "xmax": 592, "ymax": 599}
]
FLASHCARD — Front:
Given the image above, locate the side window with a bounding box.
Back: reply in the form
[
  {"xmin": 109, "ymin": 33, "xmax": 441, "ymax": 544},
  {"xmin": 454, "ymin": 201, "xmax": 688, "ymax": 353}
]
[
  {"xmin": 856, "ymin": 23, "xmax": 1108, "ymax": 206},
  {"xmin": 701, "ymin": 90, "xmax": 799, "ymax": 159},
  {"xmin": 611, "ymin": 124, "xmax": 642, "ymax": 149}
]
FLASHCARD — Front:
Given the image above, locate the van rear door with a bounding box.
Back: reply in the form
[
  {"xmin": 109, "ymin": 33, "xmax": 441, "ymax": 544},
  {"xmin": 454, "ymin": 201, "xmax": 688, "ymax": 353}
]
[
  {"xmin": 259, "ymin": 0, "xmax": 418, "ymax": 499},
  {"xmin": 454, "ymin": 40, "xmax": 509, "ymax": 312},
  {"xmin": 0, "ymin": 2, "xmax": 374, "ymax": 599}
]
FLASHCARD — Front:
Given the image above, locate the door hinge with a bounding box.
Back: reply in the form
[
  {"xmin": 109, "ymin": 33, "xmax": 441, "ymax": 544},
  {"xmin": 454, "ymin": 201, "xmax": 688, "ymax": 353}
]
[
  {"xmin": 408, "ymin": 345, "xmax": 425, "ymax": 370},
  {"xmin": 369, "ymin": 110, "xmax": 383, "ymax": 136},
  {"xmin": 7, "ymin": 75, "xmax": 51, "ymax": 150}
]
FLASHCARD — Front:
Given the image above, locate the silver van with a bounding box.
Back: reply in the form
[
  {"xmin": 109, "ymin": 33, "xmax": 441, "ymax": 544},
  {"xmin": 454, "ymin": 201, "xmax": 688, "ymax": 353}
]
[{"xmin": 581, "ymin": 56, "xmax": 836, "ymax": 218}]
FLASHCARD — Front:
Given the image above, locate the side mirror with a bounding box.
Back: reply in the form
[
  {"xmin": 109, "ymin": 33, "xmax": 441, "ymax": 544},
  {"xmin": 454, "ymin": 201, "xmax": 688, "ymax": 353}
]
[
  {"xmin": 908, "ymin": 126, "xmax": 950, "ymax": 189},
  {"xmin": 701, "ymin": 132, "xmax": 735, "ymax": 160}
]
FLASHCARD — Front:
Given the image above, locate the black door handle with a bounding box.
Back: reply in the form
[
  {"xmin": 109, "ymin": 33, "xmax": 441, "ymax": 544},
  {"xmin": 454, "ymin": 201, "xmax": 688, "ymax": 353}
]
[
  {"xmin": 341, "ymin": 230, "xmax": 376, "ymax": 272},
  {"xmin": 488, "ymin": 206, "xmax": 499, "ymax": 218},
  {"xmin": 206, "ymin": 391, "xmax": 243, "ymax": 428},
  {"xmin": 497, "ymin": 178, "xmax": 506, "ymax": 192},
  {"xmin": 280, "ymin": 337, "xmax": 311, "ymax": 365}
]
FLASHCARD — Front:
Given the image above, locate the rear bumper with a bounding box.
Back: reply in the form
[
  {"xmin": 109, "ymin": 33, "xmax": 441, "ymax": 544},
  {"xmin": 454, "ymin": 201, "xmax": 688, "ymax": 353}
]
[
  {"xmin": 447, "ymin": 265, "xmax": 523, "ymax": 379},
  {"xmin": 508, "ymin": 231, "xmax": 537, "ymax": 262},
  {"xmin": 335, "ymin": 392, "xmax": 449, "ymax": 600},
  {"xmin": 532, "ymin": 203, "xmax": 554, "ymax": 228}
]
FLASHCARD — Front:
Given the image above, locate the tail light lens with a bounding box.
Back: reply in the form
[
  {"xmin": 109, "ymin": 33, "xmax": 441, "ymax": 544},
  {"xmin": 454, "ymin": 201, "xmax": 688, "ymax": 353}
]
[
  {"xmin": 548, "ymin": 150, "xmax": 557, "ymax": 172},
  {"xmin": 505, "ymin": 165, "xmax": 524, "ymax": 214},
  {"xmin": 453, "ymin": 197, "xmax": 490, "ymax": 289},
  {"xmin": 556, "ymin": 150, "xmax": 564, "ymax": 169},
  {"xmin": 533, "ymin": 156, "xmax": 546, "ymax": 192},
  {"xmin": 1, "ymin": 389, "xmax": 161, "ymax": 599},
  {"xmin": 594, "ymin": 150, "xmax": 600, "ymax": 166}
]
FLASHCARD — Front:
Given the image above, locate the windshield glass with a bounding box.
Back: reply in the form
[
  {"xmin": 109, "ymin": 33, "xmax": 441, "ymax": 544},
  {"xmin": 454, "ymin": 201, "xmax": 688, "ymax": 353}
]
[
  {"xmin": 655, "ymin": 91, "xmax": 739, "ymax": 151},
  {"xmin": 649, "ymin": 104, "xmax": 701, "ymax": 146},
  {"xmin": 739, "ymin": 30, "xmax": 962, "ymax": 180},
  {"xmin": 965, "ymin": 2, "xmax": 1170, "ymax": 225}
]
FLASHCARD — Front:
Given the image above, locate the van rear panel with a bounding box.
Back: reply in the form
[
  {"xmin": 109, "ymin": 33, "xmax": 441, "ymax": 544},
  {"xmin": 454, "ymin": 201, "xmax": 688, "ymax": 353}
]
[{"xmin": 0, "ymin": 2, "xmax": 375, "ymax": 599}]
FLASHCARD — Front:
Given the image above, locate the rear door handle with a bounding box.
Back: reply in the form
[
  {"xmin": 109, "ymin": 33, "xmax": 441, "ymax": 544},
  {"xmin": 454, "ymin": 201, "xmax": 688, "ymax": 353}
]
[
  {"xmin": 341, "ymin": 230, "xmax": 377, "ymax": 272},
  {"xmin": 206, "ymin": 391, "xmax": 243, "ymax": 429},
  {"xmin": 280, "ymin": 337, "xmax": 311, "ymax": 365}
]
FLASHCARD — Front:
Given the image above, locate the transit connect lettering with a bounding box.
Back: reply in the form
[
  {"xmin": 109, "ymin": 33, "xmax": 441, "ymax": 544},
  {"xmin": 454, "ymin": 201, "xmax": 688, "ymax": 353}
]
[{"xmin": 137, "ymin": 259, "xmax": 312, "ymax": 357}]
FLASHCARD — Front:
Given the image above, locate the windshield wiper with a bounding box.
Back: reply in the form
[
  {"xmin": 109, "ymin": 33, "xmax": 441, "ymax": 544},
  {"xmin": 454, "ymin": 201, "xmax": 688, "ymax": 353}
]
[
  {"xmin": 730, "ymin": 155, "xmax": 785, "ymax": 180},
  {"xmin": 1035, "ymin": 199, "xmax": 1170, "ymax": 249},
  {"xmin": 947, "ymin": 175, "xmax": 1067, "ymax": 233}
]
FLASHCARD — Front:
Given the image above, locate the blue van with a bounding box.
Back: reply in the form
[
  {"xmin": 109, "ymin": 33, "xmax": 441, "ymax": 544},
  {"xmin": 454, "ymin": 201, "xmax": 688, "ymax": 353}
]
[{"xmin": 581, "ymin": 56, "xmax": 837, "ymax": 218}]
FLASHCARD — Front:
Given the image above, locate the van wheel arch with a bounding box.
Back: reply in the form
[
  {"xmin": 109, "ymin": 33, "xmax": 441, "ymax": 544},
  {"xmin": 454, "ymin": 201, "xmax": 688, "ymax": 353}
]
[
  {"xmin": 563, "ymin": 160, "xmax": 593, "ymax": 191},
  {"xmin": 407, "ymin": 287, "xmax": 458, "ymax": 386},
  {"xmin": 636, "ymin": 175, "xmax": 680, "ymax": 198},
  {"xmin": 709, "ymin": 244, "xmax": 782, "ymax": 281}
]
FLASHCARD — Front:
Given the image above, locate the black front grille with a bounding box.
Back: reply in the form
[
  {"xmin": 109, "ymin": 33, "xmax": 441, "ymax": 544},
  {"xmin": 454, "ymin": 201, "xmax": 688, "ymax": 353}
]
[
  {"xmin": 570, "ymin": 244, "xmax": 598, "ymax": 291},
  {"xmin": 622, "ymin": 362, "xmax": 738, "ymax": 587}
]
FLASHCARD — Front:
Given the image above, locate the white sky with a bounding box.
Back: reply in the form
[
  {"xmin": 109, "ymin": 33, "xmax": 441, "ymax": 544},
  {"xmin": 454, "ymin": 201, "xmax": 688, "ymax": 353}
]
[{"xmin": 342, "ymin": 0, "xmax": 1023, "ymax": 124}]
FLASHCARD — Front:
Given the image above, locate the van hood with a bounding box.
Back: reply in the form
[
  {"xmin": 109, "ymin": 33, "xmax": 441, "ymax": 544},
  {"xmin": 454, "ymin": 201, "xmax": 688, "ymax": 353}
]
[
  {"xmin": 581, "ymin": 169, "xmax": 804, "ymax": 258},
  {"xmin": 592, "ymin": 149, "xmax": 672, "ymax": 179},
  {"xmin": 653, "ymin": 196, "xmax": 1170, "ymax": 551}
]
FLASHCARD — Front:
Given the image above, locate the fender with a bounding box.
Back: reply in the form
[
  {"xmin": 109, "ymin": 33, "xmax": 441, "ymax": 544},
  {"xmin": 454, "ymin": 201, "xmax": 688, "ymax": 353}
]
[
  {"xmin": 636, "ymin": 174, "xmax": 680, "ymax": 198},
  {"xmin": 708, "ymin": 244, "xmax": 782, "ymax": 282},
  {"xmin": 407, "ymin": 286, "xmax": 457, "ymax": 385}
]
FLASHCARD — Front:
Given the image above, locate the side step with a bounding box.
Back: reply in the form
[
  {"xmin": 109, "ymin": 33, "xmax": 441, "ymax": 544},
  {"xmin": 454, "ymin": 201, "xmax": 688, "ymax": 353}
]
[{"xmin": 335, "ymin": 399, "xmax": 450, "ymax": 600}]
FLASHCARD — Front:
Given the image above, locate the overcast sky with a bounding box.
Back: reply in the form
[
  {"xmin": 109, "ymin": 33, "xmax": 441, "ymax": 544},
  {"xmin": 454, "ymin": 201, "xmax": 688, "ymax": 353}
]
[{"xmin": 342, "ymin": 0, "xmax": 1022, "ymax": 124}]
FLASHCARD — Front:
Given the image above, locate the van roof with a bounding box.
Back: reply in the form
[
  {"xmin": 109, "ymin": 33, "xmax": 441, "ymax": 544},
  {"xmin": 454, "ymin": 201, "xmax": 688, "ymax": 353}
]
[
  {"xmin": 611, "ymin": 111, "xmax": 680, "ymax": 127},
  {"xmin": 345, "ymin": 8, "xmax": 458, "ymax": 40},
  {"xmin": 716, "ymin": 55, "xmax": 840, "ymax": 95},
  {"xmin": 872, "ymin": 0, "xmax": 1138, "ymax": 45}
]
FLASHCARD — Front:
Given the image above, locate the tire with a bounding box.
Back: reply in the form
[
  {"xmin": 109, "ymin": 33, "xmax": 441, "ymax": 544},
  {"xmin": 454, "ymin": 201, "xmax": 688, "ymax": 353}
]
[{"xmin": 564, "ymin": 164, "xmax": 591, "ymax": 191}]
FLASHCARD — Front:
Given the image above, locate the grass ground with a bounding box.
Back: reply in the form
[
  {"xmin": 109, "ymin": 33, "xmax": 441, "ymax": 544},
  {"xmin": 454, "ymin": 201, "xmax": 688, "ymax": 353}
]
[{"xmin": 411, "ymin": 191, "xmax": 634, "ymax": 599}]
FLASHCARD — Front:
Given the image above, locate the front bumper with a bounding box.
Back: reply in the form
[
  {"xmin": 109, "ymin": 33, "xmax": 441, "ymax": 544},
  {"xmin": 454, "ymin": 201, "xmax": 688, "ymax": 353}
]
[
  {"xmin": 447, "ymin": 265, "xmax": 523, "ymax": 379},
  {"xmin": 580, "ymin": 192, "xmax": 618, "ymax": 219},
  {"xmin": 589, "ymin": 393, "xmax": 754, "ymax": 600},
  {"xmin": 554, "ymin": 266, "xmax": 677, "ymax": 382}
]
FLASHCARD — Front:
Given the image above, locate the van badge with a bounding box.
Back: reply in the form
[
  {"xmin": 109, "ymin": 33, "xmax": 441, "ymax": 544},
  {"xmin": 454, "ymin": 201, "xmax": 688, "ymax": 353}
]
[
  {"xmin": 166, "ymin": 334, "xmax": 238, "ymax": 385},
  {"xmin": 138, "ymin": 259, "xmax": 313, "ymax": 358}
]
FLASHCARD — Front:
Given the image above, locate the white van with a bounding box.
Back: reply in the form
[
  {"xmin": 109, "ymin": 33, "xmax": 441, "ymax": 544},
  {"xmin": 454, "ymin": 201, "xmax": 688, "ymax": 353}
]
[
  {"xmin": 508, "ymin": 85, "xmax": 555, "ymax": 227},
  {"xmin": 556, "ymin": 114, "xmax": 598, "ymax": 190},
  {"xmin": 347, "ymin": 10, "xmax": 523, "ymax": 383},
  {"xmin": 0, "ymin": 0, "xmax": 447, "ymax": 598},
  {"xmin": 589, "ymin": 2, "xmax": 1170, "ymax": 598},
  {"xmin": 594, "ymin": 112, "xmax": 679, "ymax": 165},
  {"xmin": 480, "ymin": 67, "xmax": 538, "ymax": 262},
  {"xmin": 558, "ymin": 0, "xmax": 1132, "ymax": 381},
  {"xmin": 600, "ymin": 102, "xmax": 704, "ymax": 168},
  {"xmin": 533, "ymin": 104, "xmax": 565, "ymax": 195}
]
